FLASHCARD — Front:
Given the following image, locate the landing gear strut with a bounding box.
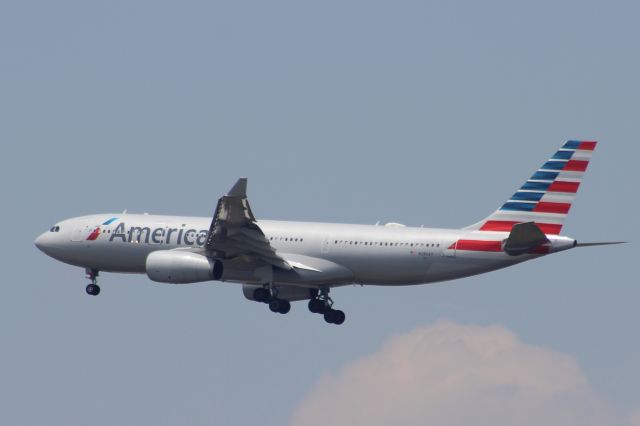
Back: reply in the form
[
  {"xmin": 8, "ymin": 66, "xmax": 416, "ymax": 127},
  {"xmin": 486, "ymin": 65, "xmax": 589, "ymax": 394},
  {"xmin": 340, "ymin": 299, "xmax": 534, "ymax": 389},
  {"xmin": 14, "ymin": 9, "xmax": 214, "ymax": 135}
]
[
  {"xmin": 85, "ymin": 268, "xmax": 100, "ymax": 296},
  {"xmin": 253, "ymin": 285, "xmax": 290, "ymax": 314},
  {"xmin": 308, "ymin": 288, "xmax": 345, "ymax": 325}
]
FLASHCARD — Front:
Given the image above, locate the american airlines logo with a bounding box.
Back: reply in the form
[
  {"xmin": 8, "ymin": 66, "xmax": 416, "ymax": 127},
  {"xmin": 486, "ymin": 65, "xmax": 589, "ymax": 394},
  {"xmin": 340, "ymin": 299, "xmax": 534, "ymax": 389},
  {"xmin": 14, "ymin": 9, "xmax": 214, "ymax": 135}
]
[{"xmin": 107, "ymin": 222, "xmax": 209, "ymax": 246}]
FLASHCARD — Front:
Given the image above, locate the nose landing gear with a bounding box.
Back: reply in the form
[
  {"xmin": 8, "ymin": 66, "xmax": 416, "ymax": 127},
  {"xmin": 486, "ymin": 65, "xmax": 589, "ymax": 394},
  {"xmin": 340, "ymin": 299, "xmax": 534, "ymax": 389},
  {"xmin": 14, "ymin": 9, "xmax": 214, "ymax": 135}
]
[{"xmin": 85, "ymin": 268, "xmax": 100, "ymax": 296}]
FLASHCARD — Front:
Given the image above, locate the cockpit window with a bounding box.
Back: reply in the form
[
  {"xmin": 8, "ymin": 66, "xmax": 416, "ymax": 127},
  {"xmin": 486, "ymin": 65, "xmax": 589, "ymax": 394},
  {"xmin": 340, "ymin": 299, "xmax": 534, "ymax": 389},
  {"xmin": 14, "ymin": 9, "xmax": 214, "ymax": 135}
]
[{"xmin": 49, "ymin": 226, "xmax": 61, "ymax": 232}]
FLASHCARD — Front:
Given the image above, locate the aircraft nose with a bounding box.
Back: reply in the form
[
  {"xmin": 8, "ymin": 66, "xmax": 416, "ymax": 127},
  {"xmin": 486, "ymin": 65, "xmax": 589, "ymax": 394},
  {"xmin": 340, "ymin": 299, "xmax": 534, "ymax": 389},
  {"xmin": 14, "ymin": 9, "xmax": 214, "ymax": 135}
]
[{"xmin": 35, "ymin": 232, "xmax": 51, "ymax": 253}]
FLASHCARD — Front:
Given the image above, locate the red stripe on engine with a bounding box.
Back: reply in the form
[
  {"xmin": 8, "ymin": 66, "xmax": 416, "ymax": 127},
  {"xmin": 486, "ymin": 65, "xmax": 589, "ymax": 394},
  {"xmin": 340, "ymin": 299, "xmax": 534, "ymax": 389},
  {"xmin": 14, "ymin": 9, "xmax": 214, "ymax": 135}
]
[
  {"xmin": 479, "ymin": 220, "xmax": 562, "ymax": 235},
  {"xmin": 547, "ymin": 181, "xmax": 580, "ymax": 193},
  {"xmin": 455, "ymin": 240, "xmax": 503, "ymax": 252},
  {"xmin": 578, "ymin": 141, "xmax": 597, "ymax": 151},
  {"xmin": 534, "ymin": 202, "xmax": 571, "ymax": 214},
  {"xmin": 563, "ymin": 160, "xmax": 589, "ymax": 172}
]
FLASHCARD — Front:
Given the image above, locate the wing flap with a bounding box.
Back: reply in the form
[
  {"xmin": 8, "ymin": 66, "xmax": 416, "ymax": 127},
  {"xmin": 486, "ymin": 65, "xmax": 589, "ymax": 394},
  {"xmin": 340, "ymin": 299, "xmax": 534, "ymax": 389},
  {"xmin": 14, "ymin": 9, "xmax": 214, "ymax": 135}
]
[
  {"xmin": 286, "ymin": 260, "xmax": 322, "ymax": 272},
  {"xmin": 205, "ymin": 178, "xmax": 292, "ymax": 271}
]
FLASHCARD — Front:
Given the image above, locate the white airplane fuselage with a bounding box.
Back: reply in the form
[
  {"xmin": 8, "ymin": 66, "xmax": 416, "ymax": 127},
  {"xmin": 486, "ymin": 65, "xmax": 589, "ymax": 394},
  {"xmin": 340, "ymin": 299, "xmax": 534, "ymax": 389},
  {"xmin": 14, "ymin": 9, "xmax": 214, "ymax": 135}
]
[
  {"xmin": 35, "ymin": 213, "xmax": 575, "ymax": 288},
  {"xmin": 34, "ymin": 141, "xmax": 609, "ymax": 324}
]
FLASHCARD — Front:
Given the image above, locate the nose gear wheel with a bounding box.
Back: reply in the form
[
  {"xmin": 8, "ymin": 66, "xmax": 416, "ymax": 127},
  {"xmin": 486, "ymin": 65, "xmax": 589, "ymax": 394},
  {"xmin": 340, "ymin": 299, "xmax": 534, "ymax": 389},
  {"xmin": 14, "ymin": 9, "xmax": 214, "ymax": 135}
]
[{"xmin": 85, "ymin": 268, "xmax": 101, "ymax": 296}]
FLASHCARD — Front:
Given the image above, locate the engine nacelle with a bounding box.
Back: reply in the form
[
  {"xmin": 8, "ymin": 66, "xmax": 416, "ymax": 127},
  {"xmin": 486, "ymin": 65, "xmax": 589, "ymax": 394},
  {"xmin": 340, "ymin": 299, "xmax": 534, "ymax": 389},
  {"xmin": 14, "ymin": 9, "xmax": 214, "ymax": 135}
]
[
  {"xmin": 242, "ymin": 284, "xmax": 315, "ymax": 302},
  {"xmin": 146, "ymin": 250, "xmax": 223, "ymax": 284}
]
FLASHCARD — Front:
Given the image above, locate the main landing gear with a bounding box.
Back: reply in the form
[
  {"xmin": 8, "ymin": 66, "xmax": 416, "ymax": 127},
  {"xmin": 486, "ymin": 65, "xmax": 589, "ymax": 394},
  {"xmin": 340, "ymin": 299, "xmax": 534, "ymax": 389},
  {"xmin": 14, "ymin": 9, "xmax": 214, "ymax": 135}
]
[
  {"xmin": 85, "ymin": 268, "xmax": 101, "ymax": 296},
  {"xmin": 308, "ymin": 288, "xmax": 345, "ymax": 325},
  {"xmin": 252, "ymin": 287, "xmax": 291, "ymax": 314},
  {"xmin": 251, "ymin": 285, "xmax": 346, "ymax": 325}
]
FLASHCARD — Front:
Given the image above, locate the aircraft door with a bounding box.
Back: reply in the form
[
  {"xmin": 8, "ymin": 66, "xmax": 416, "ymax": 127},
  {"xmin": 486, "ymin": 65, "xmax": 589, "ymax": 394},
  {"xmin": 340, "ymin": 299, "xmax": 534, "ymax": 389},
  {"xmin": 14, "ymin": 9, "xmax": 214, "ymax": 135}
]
[
  {"xmin": 71, "ymin": 220, "xmax": 90, "ymax": 242},
  {"xmin": 443, "ymin": 240, "xmax": 456, "ymax": 257},
  {"xmin": 321, "ymin": 236, "xmax": 330, "ymax": 254}
]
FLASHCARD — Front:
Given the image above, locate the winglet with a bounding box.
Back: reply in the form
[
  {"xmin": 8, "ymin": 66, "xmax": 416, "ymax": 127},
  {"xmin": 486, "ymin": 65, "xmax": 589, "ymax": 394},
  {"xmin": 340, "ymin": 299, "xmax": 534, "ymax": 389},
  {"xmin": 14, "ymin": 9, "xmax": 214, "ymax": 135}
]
[{"xmin": 227, "ymin": 178, "xmax": 247, "ymax": 197}]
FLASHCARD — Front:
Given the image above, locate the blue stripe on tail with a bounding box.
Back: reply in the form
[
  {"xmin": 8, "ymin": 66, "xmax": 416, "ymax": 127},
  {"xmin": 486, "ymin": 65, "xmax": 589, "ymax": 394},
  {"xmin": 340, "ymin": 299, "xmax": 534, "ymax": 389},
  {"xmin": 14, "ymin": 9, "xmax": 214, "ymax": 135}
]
[
  {"xmin": 500, "ymin": 202, "xmax": 536, "ymax": 212},
  {"xmin": 511, "ymin": 191, "xmax": 545, "ymax": 202},
  {"xmin": 520, "ymin": 181, "xmax": 551, "ymax": 191}
]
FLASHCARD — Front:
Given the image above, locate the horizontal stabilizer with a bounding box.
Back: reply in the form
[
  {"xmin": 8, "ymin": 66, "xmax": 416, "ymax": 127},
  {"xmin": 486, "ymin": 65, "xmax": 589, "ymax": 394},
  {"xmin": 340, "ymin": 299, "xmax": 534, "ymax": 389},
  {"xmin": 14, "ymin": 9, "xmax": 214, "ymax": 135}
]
[
  {"xmin": 503, "ymin": 222, "xmax": 550, "ymax": 256},
  {"xmin": 576, "ymin": 241, "xmax": 627, "ymax": 247}
]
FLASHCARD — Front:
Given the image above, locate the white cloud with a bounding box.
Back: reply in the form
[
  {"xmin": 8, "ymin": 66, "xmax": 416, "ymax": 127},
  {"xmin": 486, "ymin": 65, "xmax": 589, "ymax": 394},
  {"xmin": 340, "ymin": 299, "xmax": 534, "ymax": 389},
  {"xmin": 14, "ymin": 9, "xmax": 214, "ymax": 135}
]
[{"xmin": 291, "ymin": 321, "xmax": 616, "ymax": 426}]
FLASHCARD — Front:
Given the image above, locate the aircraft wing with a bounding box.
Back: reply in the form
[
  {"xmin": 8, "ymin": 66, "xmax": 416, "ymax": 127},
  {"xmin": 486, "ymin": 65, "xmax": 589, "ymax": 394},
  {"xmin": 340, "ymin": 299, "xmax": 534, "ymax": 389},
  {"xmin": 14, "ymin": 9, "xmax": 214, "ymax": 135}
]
[{"xmin": 204, "ymin": 178, "xmax": 292, "ymax": 270}]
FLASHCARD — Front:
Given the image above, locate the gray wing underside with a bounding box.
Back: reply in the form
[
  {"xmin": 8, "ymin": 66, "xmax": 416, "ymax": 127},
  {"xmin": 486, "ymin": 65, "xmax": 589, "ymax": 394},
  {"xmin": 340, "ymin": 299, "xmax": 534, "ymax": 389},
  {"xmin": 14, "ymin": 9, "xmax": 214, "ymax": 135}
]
[{"xmin": 204, "ymin": 178, "xmax": 292, "ymax": 270}]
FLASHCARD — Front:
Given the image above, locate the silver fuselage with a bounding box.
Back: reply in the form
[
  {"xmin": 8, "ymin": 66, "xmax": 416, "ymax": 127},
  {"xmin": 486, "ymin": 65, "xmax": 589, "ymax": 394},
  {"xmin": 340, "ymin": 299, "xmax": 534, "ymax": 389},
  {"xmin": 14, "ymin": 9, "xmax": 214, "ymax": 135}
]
[{"xmin": 35, "ymin": 213, "xmax": 576, "ymax": 289}]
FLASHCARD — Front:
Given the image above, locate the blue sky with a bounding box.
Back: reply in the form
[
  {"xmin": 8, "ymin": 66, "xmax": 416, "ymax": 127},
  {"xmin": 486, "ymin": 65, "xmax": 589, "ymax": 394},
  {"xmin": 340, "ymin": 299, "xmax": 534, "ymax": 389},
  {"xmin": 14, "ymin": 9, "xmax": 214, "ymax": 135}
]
[{"xmin": 1, "ymin": 1, "xmax": 637, "ymax": 424}]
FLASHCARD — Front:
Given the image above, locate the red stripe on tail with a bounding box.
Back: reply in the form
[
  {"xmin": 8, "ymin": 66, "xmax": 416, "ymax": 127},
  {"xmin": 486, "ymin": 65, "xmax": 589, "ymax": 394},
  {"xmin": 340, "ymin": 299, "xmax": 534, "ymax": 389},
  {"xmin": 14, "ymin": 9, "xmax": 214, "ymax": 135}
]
[
  {"xmin": 547, "ymin": 181, "xmax": 580, "ymax": 193},
  {"xmin": 578, "ymin": 141, "xmax": 597, "ymax": 151},
  {"xmin": 479, "ymin": 221, "xmax": 518, "ymax": 232},
  {"xmin": 479, "ymin": 220, "xmax": 562, "ymax": 235},
  {"xmin": 534, "ymin": 202, "xmax": 571, "ymax": 214},
  {"xmin": 532, "ymin": 223, "xmax": 562, "ymax": 235},
  {"xmin": 563, "ymin": 160, "xmax": 589, "ymax": 172}
]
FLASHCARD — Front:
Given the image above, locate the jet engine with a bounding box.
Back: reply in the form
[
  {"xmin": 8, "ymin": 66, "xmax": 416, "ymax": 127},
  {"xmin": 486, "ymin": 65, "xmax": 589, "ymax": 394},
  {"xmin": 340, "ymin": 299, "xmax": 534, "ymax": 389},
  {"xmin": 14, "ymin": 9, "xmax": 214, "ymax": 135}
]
[{"xmin": 146, "ymin": 250, "xmax": 223, "ymax": 284}]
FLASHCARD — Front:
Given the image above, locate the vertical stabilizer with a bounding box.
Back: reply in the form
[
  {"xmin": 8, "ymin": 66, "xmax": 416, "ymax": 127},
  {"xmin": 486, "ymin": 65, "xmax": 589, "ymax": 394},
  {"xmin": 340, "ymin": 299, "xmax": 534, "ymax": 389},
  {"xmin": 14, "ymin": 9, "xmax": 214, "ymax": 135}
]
[{"xmin": 465, "ymin": 140, "xmax": 597, "ymax": 235}]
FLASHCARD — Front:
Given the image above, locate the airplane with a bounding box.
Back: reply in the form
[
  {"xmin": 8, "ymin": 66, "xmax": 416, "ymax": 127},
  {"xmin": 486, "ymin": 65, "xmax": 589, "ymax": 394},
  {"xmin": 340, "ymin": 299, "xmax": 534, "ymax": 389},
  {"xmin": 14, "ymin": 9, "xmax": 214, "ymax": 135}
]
[{"xmin": 35, "ymin": 140, "xmax": 623, "ymax": 325}]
